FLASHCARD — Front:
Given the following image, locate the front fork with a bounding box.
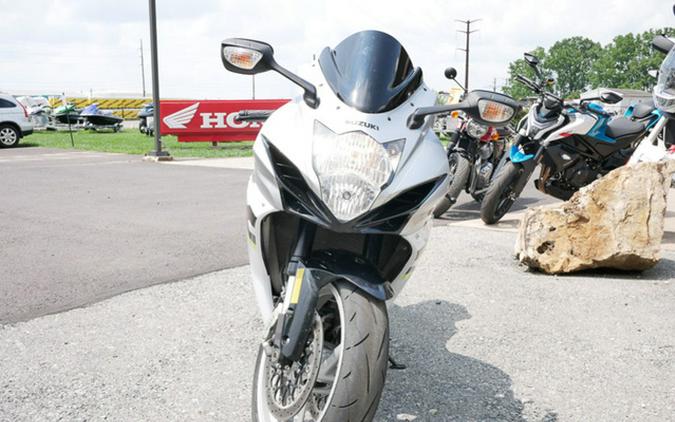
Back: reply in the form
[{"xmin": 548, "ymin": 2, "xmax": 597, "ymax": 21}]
[
  {"xmin": 509, "ymin": 134, "xmax": 543, "ymax": 197},
  {"xmin": 272, "ymin": 220, "xmax": 324, "ymax": 362}
]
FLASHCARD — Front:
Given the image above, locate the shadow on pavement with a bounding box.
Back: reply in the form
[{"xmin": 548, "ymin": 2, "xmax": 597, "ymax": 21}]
[
  {"xmin": 378, "ymin": 300, "xmax": 557, "ymax": 421},
  {"xmin": 552, "ymin": 257, "xmax": 675, "ymax": 281},
  {"xmin": 435, "ymin": 196, "xmax": 542, "ymax": 223}
]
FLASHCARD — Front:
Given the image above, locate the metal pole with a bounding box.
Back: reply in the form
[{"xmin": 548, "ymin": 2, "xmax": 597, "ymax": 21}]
[
  {"xmin": 456, "ymin": 19, "xmax": 480, "ymax": 91},
  {"xmin": 464, "ymin": 21, "xmax": 470, "ymax": 89},
  {"xmin": 140, "ymin": 39, "xmax": 146, "ymax": 98},
  {"xmin": 252, "ymin": 75, "xmax": 256, "ymax": 100},
  {"xmin": 146, "ymin": 0, "xmax": 170, "ymax": 159}
]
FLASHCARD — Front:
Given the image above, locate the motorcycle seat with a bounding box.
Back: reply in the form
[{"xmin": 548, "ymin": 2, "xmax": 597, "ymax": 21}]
[
  {"xmin": 631, "ymin": 102, "xmax": 656, "ymax": 119},
  {"xmin": 606, "ymin": 117, "xmax": 645, "ymax": 141}
]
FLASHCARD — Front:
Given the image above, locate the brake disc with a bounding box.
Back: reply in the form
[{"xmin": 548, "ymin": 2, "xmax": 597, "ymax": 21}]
[{"xmin": 264, "ymin": 313, "xmax": 323, "ymax": 419}]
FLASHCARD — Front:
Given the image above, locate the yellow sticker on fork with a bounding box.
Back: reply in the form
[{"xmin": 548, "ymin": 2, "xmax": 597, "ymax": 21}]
[{"xmin": 290, "ymin": 268, "xmax": 305, "ymax": 304}]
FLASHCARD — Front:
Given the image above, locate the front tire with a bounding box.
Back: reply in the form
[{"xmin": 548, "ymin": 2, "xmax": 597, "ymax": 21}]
[
  {"xmin": 433, "ymin": 153, "xmax": 471, "ymax": 218},
  {"xmin": 480, "ymin": 161, "xmax": 522, "ymax": 225},
  {"xmin": 252, "ymin": 281, "xmax": 389, "ymax": 422}
]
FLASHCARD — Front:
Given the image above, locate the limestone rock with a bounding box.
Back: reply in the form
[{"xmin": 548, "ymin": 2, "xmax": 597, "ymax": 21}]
[{"xmin": 515, "ymin": 161, "xmax": 675, "ymax": 274}]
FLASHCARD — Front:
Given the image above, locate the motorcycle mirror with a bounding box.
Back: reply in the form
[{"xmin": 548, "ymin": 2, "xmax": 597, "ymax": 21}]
[
  {"xmin": 652, "ymin": 35, "xmax": 674, "ymax": 55},
  {"xmin": 407, "ymin": 90, "xmax": 521, "ymax": 129},
  {"xmin": 600, "ymin": 91, "xmax": 623, "ymax": 104},
  {"xmin": 221, "ymin": 38, "xmax": 319, "ymax": 108},
  {"xmin": 523, "ymin": 52, "xmax": 540, "ymax": 67},
  {"xmin": 444, "ymin": 67, "xmax": 457, "ymax": 80},
  {"xmin": 221, "ymin": 38, "xmax": 274, "ymax": 74}
]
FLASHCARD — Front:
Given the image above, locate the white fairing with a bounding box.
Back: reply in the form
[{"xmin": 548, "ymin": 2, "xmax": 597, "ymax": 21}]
[
  {"xmin": 246, "ymin": 60, "xmax": 448, "ymax": 323},
  {"xmin": 522, "ymin": 105, "xmax": 601, "ymax": 145},
  {"xmin": 628, "ymin": 116, "xmax": 675, "ymax": 182},
  {"xmin": 545, "ymin": 112, "xmax": 596, "ymax": 144}
]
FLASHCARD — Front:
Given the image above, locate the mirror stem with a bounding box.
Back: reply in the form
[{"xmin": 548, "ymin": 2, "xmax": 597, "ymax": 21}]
[
  {"xmin": 452, "ymin": 78, "xmax": 467, "ymax": 94},
  {"xmin": 270, "ymin": 62, "xmax": 319, "ymax": 109},
  {"xmin": 407, "ymin": 104, "xmax": 461, "ymax": 129}
]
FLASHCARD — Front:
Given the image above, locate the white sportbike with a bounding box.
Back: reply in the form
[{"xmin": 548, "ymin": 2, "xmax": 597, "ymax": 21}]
[{"xmin": 220, "ymin": 31, "xmax": 519, "ymax": 421}]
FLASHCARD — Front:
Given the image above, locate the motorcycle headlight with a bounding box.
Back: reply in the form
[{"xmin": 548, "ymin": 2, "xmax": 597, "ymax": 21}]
[
  {"xmin": 654, "ymin": 47, "xmax": 675, "ymax": 113},
  {"xmin": 466, "ymin": 119, "xmax": 489, "ymax": 138},
  {"xmin": 312, "ymin": 121, "xmax": 404, "ymax": 222}
]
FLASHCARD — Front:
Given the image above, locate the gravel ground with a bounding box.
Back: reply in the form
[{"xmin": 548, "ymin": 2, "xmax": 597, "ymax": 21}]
[{"xmin": 1, "ymin": 226, "xmax": 673, "ymax": 421}]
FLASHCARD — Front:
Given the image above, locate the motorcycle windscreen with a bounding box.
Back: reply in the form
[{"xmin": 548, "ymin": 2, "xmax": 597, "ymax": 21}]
[{"xmin": 318, "ymin": 30, "xmax": 422, "ymax": 114}]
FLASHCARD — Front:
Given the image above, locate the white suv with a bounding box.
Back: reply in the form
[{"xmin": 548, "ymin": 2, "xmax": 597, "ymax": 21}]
[{"xmin": 0, "ymin": 93, "xmax": 34, "ymax": 148}]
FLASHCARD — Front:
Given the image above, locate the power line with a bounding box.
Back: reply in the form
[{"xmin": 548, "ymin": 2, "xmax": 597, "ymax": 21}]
[{"xmin": 456, "ymin": 19, "xmax": 481, "ymax": 91}]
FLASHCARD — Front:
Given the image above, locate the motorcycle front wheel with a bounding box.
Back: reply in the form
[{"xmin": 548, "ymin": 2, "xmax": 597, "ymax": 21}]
[
  {"xmin": 433, "ymin": 153, "xmax": 471, "ymax": 218},
  {"xmin": 480, "ymin": 161, "xmax": 522, "ymax": 224},
  {"xmin": 252, "ymin": 281, "xmax": 389, "ymax": 422}
]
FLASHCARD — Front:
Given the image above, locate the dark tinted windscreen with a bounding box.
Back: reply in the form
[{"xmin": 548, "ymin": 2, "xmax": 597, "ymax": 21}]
[{"xmin": 319, "ymin": 31, "xmax": 422, "ymax": 114}]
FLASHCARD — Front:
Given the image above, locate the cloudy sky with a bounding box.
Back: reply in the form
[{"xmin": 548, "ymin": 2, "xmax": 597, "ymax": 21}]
[{"xmin": 1, "ymin": 0, "xmax": 672, "ymax": 99}]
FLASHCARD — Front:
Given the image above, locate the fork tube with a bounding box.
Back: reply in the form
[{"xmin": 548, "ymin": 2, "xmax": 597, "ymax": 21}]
[{"xmin": 287, "ymin": 219, "xmax": 316, "ymax": 276}]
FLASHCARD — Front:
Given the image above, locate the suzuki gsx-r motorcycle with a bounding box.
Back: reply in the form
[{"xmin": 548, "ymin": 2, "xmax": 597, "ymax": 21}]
[
  {"xmin": 433, "ymin": 67, "xmax": 516, "ymax": 217},
  {"xmin": 221, "ymin": 31, "xmax": 519, "ymax": 421},
  {"xmin": 480, "ymin": 52, "xmax": 661, "ymax": 224}
]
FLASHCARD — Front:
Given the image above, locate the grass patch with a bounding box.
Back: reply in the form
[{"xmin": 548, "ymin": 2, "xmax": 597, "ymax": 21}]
[{"xmin": 21, "ymin": 129, "xmax": 253, "ymax": 158}]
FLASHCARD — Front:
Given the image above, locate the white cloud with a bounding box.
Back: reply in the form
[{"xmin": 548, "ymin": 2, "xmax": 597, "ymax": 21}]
[{"xmin": 0, "ymin": 0, "xmax": 672, "ymax": 98}]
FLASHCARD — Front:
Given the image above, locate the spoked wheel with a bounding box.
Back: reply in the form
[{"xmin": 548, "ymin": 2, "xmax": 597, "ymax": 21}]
[
  {"xmin": 0, "ymin": 125, "xmax": 19, "ymax": 148},
  {"xmin": 253, "ymin": 281, "xmax": 388, "ymax": 422},
  {"xmin": 480, "ymin": 161, "xmax": 522, "ymax": 225}
]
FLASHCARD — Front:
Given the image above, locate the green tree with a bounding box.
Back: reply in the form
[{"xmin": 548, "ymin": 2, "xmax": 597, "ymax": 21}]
[
  {"xmin": 502, "ymin": 47, "xmax": 546, "ymax": 100},
  {"xmin": 545, "ymin": 37, "xmax": 602, "ymax": 98},
  {"xmin": 590, "ymin": 28, "xmax": 675, "ymax": 91}
]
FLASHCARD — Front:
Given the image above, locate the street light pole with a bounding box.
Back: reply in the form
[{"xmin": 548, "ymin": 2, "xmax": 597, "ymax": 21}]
[{"xmin": 146, "ymin": 0, "xmax": 171, "ymax": 160}]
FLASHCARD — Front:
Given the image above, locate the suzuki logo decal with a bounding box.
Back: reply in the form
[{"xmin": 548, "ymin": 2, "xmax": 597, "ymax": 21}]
[{"xmin": 163, "ymin": 102, "xmax": 200, "ymax": 129}]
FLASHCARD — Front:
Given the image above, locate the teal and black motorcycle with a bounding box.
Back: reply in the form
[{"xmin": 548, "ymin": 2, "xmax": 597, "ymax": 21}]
[{"xmin": 480, "ymin": 52, "xmax": 662, "ymax": 224}]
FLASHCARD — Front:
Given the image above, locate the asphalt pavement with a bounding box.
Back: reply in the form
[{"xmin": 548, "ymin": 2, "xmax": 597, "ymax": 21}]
[
  {"xmin": 1, "ymin": 148, "xmax": 674, "ymax": 421},
  {"xmin": 0, "ymin": 147, "xmax": 249, "ymax": 323},
  {"xmin": 1, "ymin": 226, "xmax": 672, "ymax": 421}
]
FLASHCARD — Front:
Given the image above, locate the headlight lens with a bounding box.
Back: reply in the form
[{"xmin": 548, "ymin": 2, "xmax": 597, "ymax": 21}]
[
  {"xmin": 312, "ymin": 121, "xmax": 404, "ymax": 222},
  {"xmin": 478, "ymin": 99, "xmax": 515, "ymax": 123},
  {"xmin": 466, "ymin": 119, "xmax": 489, "ymax": 138},
  {"xmin": 655, "ymin": 47, "xmax": 675, "ymax": 113}
]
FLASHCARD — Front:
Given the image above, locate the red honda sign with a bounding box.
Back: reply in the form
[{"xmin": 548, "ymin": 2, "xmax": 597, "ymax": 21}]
[{"xmin": 159, "ymin": 99, "xmax": 289, "ymax": 142}]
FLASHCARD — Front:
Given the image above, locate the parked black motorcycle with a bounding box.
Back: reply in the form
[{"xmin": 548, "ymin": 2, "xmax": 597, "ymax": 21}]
[{"xmin": 433, "ymin": 68, "xmax": 517, "ymax": 217}]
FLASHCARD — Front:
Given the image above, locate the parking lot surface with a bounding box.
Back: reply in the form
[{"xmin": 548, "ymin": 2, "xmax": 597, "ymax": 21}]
[
  {"xmin": 1, "ymin": 226, "xmax": 673, "ymax": 421},
  {"xmin": 2, "ymin": 148, "xmax": 674, "ymax": 421},
  {"xmin": 0, "ymin": 148, "xmax": 249, "ymax": 323}
]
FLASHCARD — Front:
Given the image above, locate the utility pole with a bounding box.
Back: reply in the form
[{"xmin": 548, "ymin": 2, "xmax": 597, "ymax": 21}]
[
  {"xmin": 456, "ymin": 19, "xmax": 480, "ymax": 91},
  {"xmin": 140, "ymin": 39, "xmax": 146, "ymax": 97},
  {"xmin": 493, "ymin": 77, "xmax": 497, "ymax": 92},
  {"xmin": 145, "ymin": 0, "xmax": 171, "ymax": 160}
]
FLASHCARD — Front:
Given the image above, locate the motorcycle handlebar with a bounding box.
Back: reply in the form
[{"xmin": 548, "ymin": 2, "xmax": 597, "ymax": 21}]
[
  {"xmin": 515, "ymin": 74, "xmax": 540, "ymax": 93},
  {"xmin": 235, "ymin": 109, "xmax": 273, "ymax": 122}
]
